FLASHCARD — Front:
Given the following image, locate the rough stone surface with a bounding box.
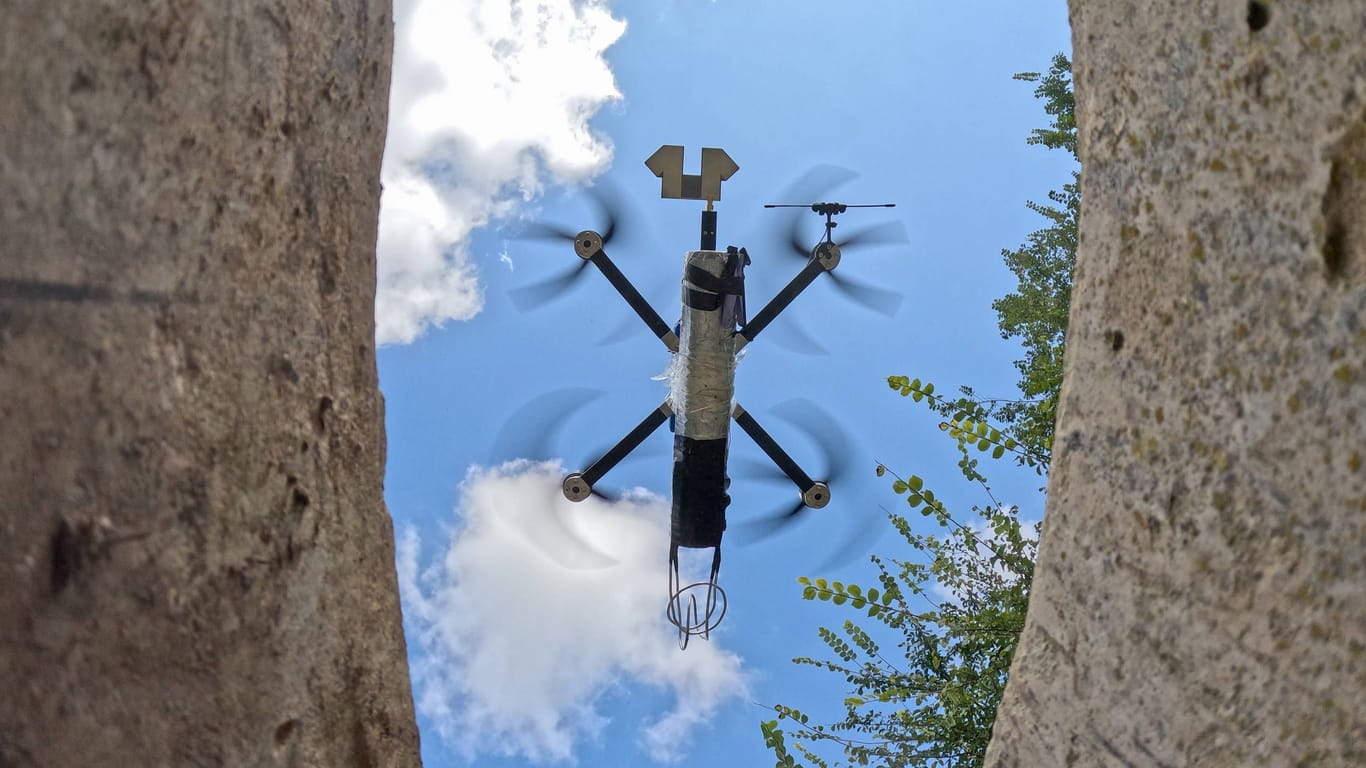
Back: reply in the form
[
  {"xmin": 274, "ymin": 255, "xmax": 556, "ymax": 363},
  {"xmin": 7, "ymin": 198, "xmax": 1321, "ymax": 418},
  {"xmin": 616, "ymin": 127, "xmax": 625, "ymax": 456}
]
[
  {"xmin": 0, "ymin": 2, "xmax": 421, "ymax": 766},
  {"xmin": 985, "ymin": 2, "xmax": 1366, "ymax": 765}
]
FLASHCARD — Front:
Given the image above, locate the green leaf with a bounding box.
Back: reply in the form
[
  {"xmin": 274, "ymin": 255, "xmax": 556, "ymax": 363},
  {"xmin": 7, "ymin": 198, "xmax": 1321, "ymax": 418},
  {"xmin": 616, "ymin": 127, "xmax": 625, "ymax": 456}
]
[
  {"xmin": 992, "ymin": 445, "xmax": 1006, "ymax": 459},
  {"xmin": 847, "ymin": 583, "xmax": 862, "ymax": 597},
  {"xmin": 832, "ymin": 593, "xmax": 847, "ymax": 605},
  {"xmin": 797, "ymin": 576, "xmax": 811, "ymax": 586},
  {"xmin": 924, "ymin": 382, "xmax": 935, "ymax": 395},
  {"xmin": 851, "ymin": 597, "xmax": 866, "ymax": 609},
  {"xmin": 892, "ymin": 479, "xmax": 907, "ymax": 494},
  {"xmin": 802, "ymin": 586, "xmax": 816, "ymax": 600},
  {"xmin": 978, "ymin": 438, "xmax": 991, "ymax": 451},
  {"xmin": 814, "ymin": 578, "xmax": 828, "ymax": 590},
  {"xmin": 909, "ymin": 475, "xmax": 924, "ymax": 491}
]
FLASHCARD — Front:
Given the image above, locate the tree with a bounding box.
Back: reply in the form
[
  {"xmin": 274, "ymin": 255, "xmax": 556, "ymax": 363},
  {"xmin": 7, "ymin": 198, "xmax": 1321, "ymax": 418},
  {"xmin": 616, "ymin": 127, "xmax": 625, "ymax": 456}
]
[
  {"xmin": 761, "ymin": 56, "xmax": 1076, "ymax": 768},
  {"xmin": 763, "ymin": 378, "xmax": 1038, "ymax": 768},
  {"xmin": 991, "ymin": 54, "xmax": 1078, "ymax": 462}
]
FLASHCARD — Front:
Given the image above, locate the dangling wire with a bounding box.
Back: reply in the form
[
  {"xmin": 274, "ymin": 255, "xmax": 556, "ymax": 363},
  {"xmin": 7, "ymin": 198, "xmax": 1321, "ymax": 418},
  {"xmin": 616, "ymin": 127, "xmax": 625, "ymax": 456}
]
[{"xmin": 666, "ymin": 544, "xmax": 728, "ymax": 650}]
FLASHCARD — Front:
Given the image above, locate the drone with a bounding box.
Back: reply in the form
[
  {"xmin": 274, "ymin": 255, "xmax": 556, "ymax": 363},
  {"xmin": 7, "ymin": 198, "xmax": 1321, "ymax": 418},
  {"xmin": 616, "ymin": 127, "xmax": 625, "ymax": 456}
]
[{"xmin": 514, "ymin": 146, "xmax": 901, "ymax": 647}]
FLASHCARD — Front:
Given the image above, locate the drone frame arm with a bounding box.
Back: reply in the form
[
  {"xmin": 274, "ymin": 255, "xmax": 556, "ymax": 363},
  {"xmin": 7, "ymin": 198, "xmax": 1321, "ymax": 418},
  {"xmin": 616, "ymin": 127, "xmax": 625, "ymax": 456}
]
[
  {"xmin": 731, "ymin": 402, "xmax": 816, "ymax": 495},
  {"xmin": 579, "ymin": 400, "xmax": 674, "ymax": 489},
  {"xmin": 587, "ymin": 247, "xmax": 679, "ymax": 352},
  {"xmin": 735, "ymin": 258, "xmax": 826, "ymax": 349}
]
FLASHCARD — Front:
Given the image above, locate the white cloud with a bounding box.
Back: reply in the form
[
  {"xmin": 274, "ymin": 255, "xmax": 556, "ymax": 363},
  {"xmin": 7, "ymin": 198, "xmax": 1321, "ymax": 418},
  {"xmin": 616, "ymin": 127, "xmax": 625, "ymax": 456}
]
[
  {"xmin": 398, "ymin": 461, "xmax": 748, "ymax": 764},
  {"xmin": 377, "ymin": 0, "xmax": 627, "ymax": 345}
]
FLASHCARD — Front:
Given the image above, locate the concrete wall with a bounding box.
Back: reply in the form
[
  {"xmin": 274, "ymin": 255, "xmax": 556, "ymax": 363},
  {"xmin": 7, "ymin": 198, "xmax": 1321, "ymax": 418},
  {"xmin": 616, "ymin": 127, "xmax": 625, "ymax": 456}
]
[
  {"xmin": 986, "ymin": 2, "xmax": 1365, "ymax": 765},
  {"xmin": 0, "ymin": 2, "xmax": 421, "ymax": 765}
]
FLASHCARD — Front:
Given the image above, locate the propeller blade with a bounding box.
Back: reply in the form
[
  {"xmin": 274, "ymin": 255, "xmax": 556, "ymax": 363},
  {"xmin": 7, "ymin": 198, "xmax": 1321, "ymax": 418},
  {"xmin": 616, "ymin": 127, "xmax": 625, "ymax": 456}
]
[
  {"xmin": 488, "ymin": 387, "xmax": 604, "ymax": 464},
  {"xmin": 582, "ymin": 177, "xmax": 627, "ymax": 245},
  {"xmin": 811, "ymin": 506, "xmax": 888, "ymax": 573},
  {"xmin": 771, "ymin": 399, "xmax": 853, "ymax": 487},
  {"xmin": 769, "ymin": 165, "xmax": 859, "ymax": 207},
  {"xmin": 768, "ymin": 402, "xmax": 891, "ymax": 569},
  {"xmin": 733, "ymin": 401, "xmax": 889, "ymax": 569},
  {"xmin": 733, "ymin": 456, "xmax": 790, "ymax": 484},
  {"xmin": 838, "ymin": 219, "xmax": 908, "ymax": 250},
  {"xmin": 509, "ymin": 260, "xmax": 593, "ymax": 310},
  {"xmin": 597, "ymin": 315, "xmax": 641, "ymax": 346},
  {"xmin": 764, "ymin": 318, "xmax": 831, "ymax": 356},
  {"xmin": 785, "ymin": 224, "xmax": 814, "ymax": 262},
  {"xmin": 728, "ymin": 399, "xmax": 854, "ymax": 544},
  {"xmin": 765, "ymin": 165, "xmax": 860, "ymax": 263},
  {"xmin": 506, "ymin": 480, "xmax": 619, "ymax": 571},
  {"xmin": 580, "ymin": 178, "xmax": 630, "ymax": 246},
  {"xmin": 507, "ymin": 179, "xmax": 639, "ymax": 310},
  {"xmin": 826, "ymin": 271, "xmax": 903, "ymax": 316},
  {"xmin": 512, "ymin": 179, "xmax": 630, "ymax": 245},
  {"xmin": 595, "ymin": 276, "xmax": 673, "ymax": 346},
  {"xmin": 589, "ymin": 486, "xmax": 618, "ymax": 503},
  {"xmin": 516, "ymin": 220, "xmax": 581, "ymax": 244},
  {"xmin": 598, "ymin": 204, "xmax": 619, "ymax": 246},
  {"xmin": 729, "ymin": 498, "xmax": 807, "ymax": 544}
]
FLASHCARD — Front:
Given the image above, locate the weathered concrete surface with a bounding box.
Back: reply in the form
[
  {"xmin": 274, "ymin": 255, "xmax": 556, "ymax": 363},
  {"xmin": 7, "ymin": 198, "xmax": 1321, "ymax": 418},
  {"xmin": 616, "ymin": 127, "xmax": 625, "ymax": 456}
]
[
  {"xmin": 0, "ymin": 2, "xmax": 421, "ymax": 766},
  {"xmin": 986, "ymin": 2, "xmax": 1365, "ymax": 766}
]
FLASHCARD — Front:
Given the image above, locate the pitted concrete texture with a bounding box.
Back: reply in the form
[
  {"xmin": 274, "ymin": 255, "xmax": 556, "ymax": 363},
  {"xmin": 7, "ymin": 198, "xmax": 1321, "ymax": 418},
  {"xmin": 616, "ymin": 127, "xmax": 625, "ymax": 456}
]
[
  {"xmin": 986, "ymin": 2, "xmax": 1365, "ymax": 766},
  {"xmin": 0, "ymin": 2, "xmax": 421, "ymax": 766}
]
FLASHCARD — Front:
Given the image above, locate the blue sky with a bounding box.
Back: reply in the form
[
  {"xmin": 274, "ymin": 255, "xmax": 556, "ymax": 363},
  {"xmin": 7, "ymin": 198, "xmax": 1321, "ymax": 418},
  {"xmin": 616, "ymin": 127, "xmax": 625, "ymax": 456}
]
[{"xmin": 377, "ymin": 1, "xmax": 1073, "ymax": 765}]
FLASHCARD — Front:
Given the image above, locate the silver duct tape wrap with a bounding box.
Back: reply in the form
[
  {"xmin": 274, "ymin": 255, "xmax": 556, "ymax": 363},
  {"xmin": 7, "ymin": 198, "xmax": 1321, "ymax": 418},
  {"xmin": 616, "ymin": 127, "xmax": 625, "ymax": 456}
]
[{"xmin": 671, "ymin": 250, "xmax": 736, "ymax": 441}]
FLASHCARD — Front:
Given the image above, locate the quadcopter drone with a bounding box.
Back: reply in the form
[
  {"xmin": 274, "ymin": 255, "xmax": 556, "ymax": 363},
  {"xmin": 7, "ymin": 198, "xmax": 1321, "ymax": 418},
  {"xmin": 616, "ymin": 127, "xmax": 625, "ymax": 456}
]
[{"xmin": 516, "ymin": 146, "xmax": 901, "ymax": 647}]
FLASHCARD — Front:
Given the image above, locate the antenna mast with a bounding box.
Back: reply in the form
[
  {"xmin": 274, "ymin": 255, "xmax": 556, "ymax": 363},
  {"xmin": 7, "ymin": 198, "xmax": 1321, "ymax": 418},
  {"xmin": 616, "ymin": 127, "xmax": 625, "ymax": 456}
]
[{"xmin": 645, "ymin": 145, "xmax": 739, "ymax": 250}]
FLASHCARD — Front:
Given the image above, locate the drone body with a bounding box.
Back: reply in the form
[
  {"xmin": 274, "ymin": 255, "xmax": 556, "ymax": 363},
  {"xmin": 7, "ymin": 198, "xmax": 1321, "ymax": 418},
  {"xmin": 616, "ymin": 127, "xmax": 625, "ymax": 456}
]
[
  {"xmin": 535, "ymin": 146, "xmax": 893, "ymax": 646},
  {"xmin": 669, "ymin": 248, "xmax": 741, "ymax": 552}
]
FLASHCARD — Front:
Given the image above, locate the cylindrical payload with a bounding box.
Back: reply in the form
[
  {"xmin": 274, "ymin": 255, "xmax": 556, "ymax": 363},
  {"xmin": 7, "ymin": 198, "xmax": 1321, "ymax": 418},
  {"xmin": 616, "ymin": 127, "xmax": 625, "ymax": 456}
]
[{"xmin": 670, "ymin": 248, "xmax": 744, "ymax": 549}]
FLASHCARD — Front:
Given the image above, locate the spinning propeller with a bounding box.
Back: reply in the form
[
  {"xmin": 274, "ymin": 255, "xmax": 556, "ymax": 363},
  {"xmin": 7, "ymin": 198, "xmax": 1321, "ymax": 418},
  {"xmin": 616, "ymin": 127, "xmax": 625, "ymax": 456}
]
[
  {"xmin": 510, "ymin": 181, "xmax": 634, "ymax": 311},
  {"xmin": 730, "ymin": 399, "xmax": 854, "ymax": 543},
  {"xmin": 764, "ymin": 201, "xmax": 907, "ymax": 316},
  {"xmin": 488, "ymin": 387, "xmax": 605, "ymax": 465},
  {"xmin": 491, "ymin": 387, "xmax": 669, "ymax": 504}
]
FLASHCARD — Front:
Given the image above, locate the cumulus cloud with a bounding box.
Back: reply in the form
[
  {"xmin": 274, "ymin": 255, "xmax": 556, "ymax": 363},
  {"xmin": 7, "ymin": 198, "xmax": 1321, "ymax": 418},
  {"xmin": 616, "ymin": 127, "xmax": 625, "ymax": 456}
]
[
  {"xmin": 398, "ymin": 461, "xmax": 747, "ymax": 764},
  {"xmin": 377, "ymin": 0, "xmax": 627, "ymax": 345}
]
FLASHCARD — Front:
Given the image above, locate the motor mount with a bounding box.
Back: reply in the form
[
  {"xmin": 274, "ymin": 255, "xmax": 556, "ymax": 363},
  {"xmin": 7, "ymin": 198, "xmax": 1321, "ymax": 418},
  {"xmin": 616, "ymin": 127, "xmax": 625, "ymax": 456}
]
[
  {"xmin": 573, "ymin": 230, "xmax": 603, "ymax": 260},
  {"xmin": 814, "ymin": 241, "xmax": 841, "ymax": 271},
  {"xmin": 803, "ymin": 481, "xmax": 831, "ymax": 509},
  {"xmin": 562, "ymin": 472, "xmax": 592, "ymax": 502}
]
